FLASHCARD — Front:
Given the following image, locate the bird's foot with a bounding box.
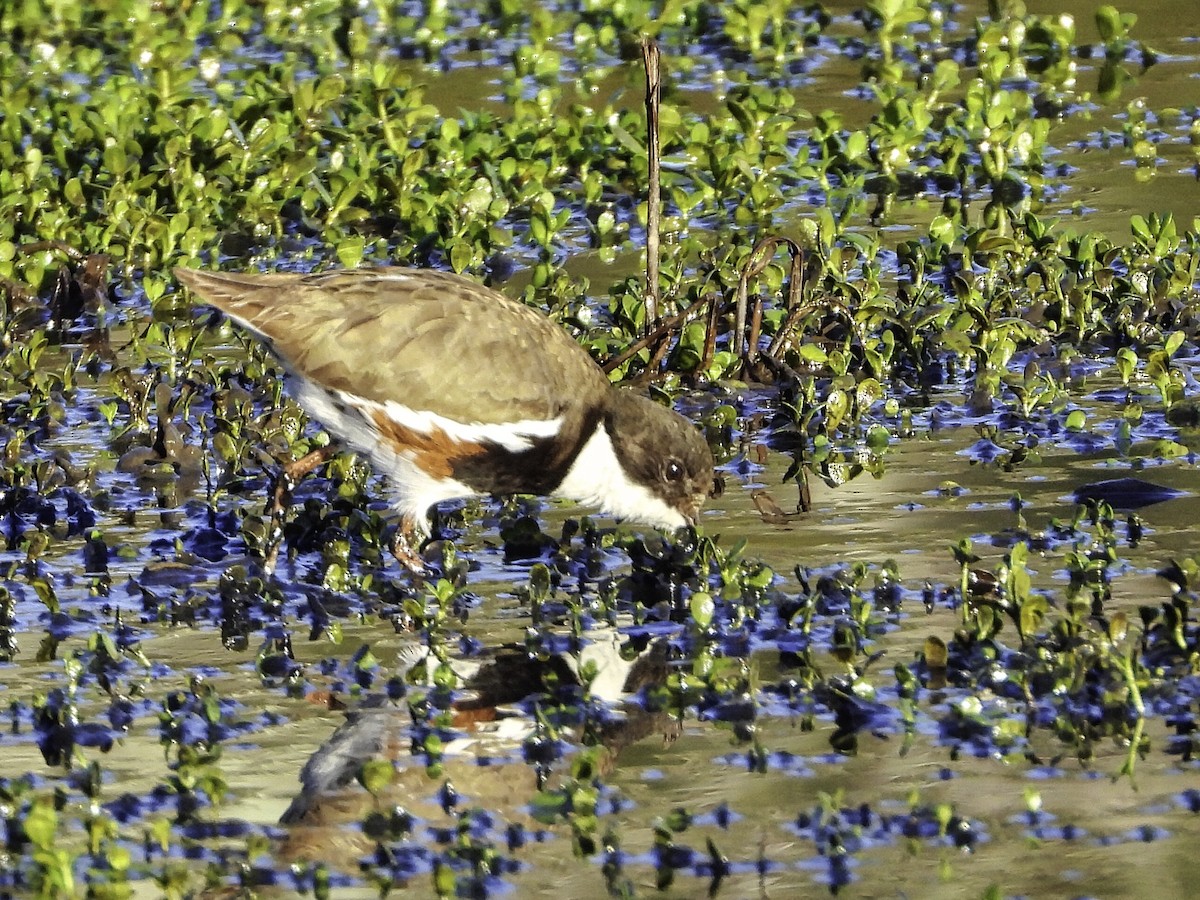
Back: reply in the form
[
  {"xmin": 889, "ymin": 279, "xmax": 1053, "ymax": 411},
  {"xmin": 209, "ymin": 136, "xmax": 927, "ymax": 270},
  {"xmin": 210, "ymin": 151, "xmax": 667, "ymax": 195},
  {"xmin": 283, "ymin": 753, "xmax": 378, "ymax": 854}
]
[{"xmin": 390, "ymin": 517, "xmax": 431, "ymax": 575}]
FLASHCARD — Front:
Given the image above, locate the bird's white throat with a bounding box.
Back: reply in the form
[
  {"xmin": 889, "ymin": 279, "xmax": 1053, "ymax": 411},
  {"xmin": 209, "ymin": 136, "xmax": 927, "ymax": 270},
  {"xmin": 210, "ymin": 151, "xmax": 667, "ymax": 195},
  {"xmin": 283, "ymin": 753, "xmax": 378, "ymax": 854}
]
[{"xmin": 553, "ymin": 422, "xmax": 687, "ymax": 530}]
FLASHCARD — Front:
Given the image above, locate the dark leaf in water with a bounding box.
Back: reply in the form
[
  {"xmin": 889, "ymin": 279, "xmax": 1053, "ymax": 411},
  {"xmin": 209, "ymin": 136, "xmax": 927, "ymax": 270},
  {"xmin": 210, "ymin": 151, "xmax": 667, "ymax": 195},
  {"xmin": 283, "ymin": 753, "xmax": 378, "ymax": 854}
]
[
  {"xmin": 1062, "ymin": 432, "xmax": 1111, "ymax": 455},
  {"xmin": 959, "ymin": 438, "xmax": 1005, "ymax": 463},
  {"xmin": 73, "ymin": 721, "xmax": 116, "ymax": 751},
  {"xmin": 1072, "ymin": 477, "xmax": 1186, "ymax": 510},
  {"xmin": 182, "ymin": 526, "xmax": 235, "ymax": 561}
]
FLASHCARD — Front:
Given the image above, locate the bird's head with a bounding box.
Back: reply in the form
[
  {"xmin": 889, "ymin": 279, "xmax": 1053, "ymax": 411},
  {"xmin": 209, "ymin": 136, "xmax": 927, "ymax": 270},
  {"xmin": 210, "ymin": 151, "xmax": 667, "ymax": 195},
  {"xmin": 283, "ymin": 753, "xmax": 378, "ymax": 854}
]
[{"xmin": 605, "ymin": 390, "xmax": 714, "ymax": 530}]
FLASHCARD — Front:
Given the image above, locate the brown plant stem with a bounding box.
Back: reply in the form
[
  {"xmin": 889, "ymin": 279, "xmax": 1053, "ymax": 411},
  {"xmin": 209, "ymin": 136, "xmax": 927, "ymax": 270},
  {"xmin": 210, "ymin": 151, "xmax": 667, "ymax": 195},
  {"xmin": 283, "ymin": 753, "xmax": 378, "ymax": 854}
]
[{"xmin": 641, "ymin": 37, "xmax": 661, "ymax": 334}]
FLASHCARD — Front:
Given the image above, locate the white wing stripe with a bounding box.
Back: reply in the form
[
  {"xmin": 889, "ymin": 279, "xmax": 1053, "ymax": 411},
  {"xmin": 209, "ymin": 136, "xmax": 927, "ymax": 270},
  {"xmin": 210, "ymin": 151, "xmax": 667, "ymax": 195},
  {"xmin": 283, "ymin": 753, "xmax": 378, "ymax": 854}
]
[{"xmin": 348, "ymin": 393, "xmax": 563, "ymax": 454}]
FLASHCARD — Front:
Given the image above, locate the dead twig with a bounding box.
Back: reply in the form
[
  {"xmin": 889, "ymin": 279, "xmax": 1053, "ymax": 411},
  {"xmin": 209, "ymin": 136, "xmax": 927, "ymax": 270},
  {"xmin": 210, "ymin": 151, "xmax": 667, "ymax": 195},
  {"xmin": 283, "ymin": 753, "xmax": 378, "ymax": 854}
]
[
  {"xmin": 261, "ymin": 445, "xmax": 339, "ymax": 573},
  {"xmin": 641, "ymin": 37, "xmax": 661, "ymax": 333},
  {"xmin": 19, "ymin": 240, "xmax": 86, "ymax": 261},
  {"xmin": 601, "ymin": 295, "xmax": 713, "ymax": 376},
  {"xmin": 732, "ymin": 236, "xmax": 805, "ymax": 361}
]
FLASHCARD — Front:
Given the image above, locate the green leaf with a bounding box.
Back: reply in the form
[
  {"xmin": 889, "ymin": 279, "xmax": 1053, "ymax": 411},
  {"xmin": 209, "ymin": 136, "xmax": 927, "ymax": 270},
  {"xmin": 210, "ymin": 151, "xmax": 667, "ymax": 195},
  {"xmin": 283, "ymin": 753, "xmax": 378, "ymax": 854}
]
[
  {"xmin": 866, "ymin": 424, "xmax": 890, "ymax": 451},
  {"xmin": 24, "ymin": 798, "xmax": 59, "ymax": 849},
  {"xmin": 355, "ymin": 759, "xmax": 392, "ymax": 796},
  {"xmin": 690, "ymin": 592, "xmax": 714, "ymax": 629},
  {"xmin": 798, "ymin": 343, "xmax": 827, "ymax": 365},
  {"xmin": 824, "ymin": 388, "xmax": 849, "ymax": 433},
  {"xmin": 433, "ymin": 859, "xmax": 455, "ymax": 897},
  {"xmin": 856, "ymin": 377, "xmax": 883, "ymax": 410},
  {"xmin": 1165, "ymin": 330, "xmax": 1185, "ymax": 358},
  {"xmin": 1115, "ymin": 347, "xmax": 1137, "ymax": 384},
  {"xmin": 1094, "ymin": 5, "xmax": 1121, "ymax": 42},
  {"xmin": 334, "ymin": 235, "xmax": 366, "ymax": 268},
  {"xmin": 64, "ymin": 177, "xmax": 85, "ymax": 207}
]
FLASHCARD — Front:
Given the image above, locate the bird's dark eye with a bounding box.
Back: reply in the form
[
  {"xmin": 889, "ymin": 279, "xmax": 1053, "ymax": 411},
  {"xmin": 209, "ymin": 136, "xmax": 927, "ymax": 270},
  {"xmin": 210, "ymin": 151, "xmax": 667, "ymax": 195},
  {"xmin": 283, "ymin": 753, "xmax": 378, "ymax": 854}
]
[{"xmin": 663, "ymin": 459, "xmax": 685, "ymax": 482}]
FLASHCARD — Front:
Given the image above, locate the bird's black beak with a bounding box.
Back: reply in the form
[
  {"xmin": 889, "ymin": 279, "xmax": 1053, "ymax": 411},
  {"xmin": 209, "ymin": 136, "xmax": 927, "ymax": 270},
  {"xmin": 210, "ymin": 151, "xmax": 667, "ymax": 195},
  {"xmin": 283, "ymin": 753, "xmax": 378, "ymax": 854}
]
[{"xmin": 683, "ymin": 492, "xmax": 709, "ymax": 528}]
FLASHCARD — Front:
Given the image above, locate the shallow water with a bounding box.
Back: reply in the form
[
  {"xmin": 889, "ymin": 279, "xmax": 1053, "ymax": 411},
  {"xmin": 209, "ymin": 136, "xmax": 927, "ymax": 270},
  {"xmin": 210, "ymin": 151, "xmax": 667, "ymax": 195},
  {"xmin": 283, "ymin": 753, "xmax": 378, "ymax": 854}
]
[{"xmin": 4, "ymin": 0, "xmax": 1200, "ymax": 897}]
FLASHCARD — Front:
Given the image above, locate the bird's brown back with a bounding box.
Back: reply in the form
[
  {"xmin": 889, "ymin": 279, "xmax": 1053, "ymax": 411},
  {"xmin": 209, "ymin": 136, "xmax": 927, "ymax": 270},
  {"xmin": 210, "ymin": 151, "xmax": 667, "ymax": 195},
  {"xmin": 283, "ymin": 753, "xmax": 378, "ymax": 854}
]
[{"xmin": 176, "ymin": 267, "xmax": 613, "ymax": 425}]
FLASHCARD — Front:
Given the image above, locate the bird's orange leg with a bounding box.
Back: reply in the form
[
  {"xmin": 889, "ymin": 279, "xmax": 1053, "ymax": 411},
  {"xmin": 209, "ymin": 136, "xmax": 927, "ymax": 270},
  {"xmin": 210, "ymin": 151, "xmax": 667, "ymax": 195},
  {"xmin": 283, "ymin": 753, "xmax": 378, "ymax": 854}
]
[{"xmin": 389, "ymin": 514, "xmax": 428, "ymax": 574}]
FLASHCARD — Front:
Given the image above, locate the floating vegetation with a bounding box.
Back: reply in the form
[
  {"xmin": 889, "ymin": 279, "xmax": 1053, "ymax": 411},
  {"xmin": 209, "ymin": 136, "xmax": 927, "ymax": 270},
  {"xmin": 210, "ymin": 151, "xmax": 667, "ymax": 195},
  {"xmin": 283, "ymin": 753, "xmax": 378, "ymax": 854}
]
[{"xmin": 2, "ymin": 0, "xmax": 1200, "ymax": 897}]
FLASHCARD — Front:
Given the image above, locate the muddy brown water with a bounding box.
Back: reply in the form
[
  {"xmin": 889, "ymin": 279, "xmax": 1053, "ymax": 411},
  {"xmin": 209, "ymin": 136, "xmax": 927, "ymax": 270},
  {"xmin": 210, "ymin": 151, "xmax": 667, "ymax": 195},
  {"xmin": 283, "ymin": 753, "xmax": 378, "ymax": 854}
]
[{"xmin": 5, "ymin": 1, "xmax": 1200, "ymax": 897}]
